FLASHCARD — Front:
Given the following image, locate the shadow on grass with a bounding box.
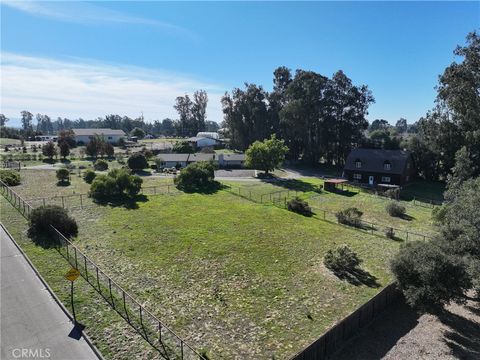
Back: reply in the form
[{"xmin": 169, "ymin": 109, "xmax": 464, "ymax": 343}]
[
  {"xmin": 331, "ymin": 267, "xmax": 381, "ymax": 288},
  {"xmin": 30, "ymin": 233, "xmax": 61, "ymax": 249},
  {"xmin": 93, "ymin": 194, "xmax": 149, "ymax": 209},
  {"xmin": 56, "ymin": 181, "xmax": 71, "ymax": 187},
  {"xmin": 328, "ymin": 189, "xmax": 358, "ymax": 197},
  {"xmin": 132, "ymin": 170, "xmax": 152, "ymax": 176},
  {"xmin": 400, "ymin": 213, "xmax": 416, "ymax": 221},
  {"xmin": 437, "ymin": 306, "xmax": 480, "ymax": 359},
  {"xmin": 260, "ymin": 178, "xmax": 323, "ymax": 193},
  {"xmin": 178, "ymin": 181, "xmax": 226, "ymax": 195}
]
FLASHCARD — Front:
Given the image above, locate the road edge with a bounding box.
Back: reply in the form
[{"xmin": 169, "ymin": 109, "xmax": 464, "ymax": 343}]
[{"xmin": 0, "ymin": 222, "xmax": 106, "ymax": 360}]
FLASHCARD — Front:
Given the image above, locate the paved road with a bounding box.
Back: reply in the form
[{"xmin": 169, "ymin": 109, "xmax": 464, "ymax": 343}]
[{"xmin": 0, "ymin": 226, "xmax": 100, "ymax": 360}]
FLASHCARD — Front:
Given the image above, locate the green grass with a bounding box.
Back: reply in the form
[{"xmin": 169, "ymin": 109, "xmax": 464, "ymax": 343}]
[
  {"xmin": 67, "ymin": 189, "xmax": 401, "ymax": 359},
  {"xmin": 224, "ymin": 177, "xmax": 438, "ymax": 237},
  {"xmin": 0, "ymin": 138, "xmax": 22, "ymax": 146},
  {"xmin": 0, "ymin": 197, "xmax": 163, "ymax": 360}
]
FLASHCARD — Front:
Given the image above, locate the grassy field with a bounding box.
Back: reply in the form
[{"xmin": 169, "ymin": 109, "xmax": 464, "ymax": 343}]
[
  {"xmin": 0, "ymin": 138, "xmax": 22, "ymax": 146},
  {"xmin": 1, "ymin": 170, "xmax": 443, "ymax": 358},
  {"xmin": 67, "ymin": 189, "xmax": 401, "ymax": 359},
  {"xmin": 0, "ymin": 197, "xmax": 164, "ymax": 360}
]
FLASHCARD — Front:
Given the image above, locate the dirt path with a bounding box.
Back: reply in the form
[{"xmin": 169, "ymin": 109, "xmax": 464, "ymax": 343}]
[{"xmin": 333, "ymin": 297, "xmax": 480, "ymax": 360}]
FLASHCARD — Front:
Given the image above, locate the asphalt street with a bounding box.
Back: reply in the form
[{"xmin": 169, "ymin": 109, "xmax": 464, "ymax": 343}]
[{"xmin": 0, "ymin": 226, "xmax": 100, "ymax": 360}]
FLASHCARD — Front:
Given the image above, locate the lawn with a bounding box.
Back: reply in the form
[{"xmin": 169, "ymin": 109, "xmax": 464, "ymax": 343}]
[
  {"xmin": 224, "ymin": 177, "xmax": 438, "ymax": 237},
  {"xmin": 0, "ymin": 138, "xmax": 22, "ymax": 146},
  {"xmin": 67, "ymin": 189, "xmax": 402, "ymax": 359},
  {"xmin": 0, "ymin": 196, "xmax": 164, "ymax": 360}
]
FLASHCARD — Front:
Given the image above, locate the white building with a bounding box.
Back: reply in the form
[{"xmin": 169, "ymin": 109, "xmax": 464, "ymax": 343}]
[
  {"xmin": 186, "ymin": 132, "xmax": 222, "ymax": 148},
  {"xmin": 72, "ymin": 128, "xmax": 126, "ymax": 144}
]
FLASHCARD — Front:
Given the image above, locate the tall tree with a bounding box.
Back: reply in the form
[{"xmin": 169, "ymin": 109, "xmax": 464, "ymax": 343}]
[
  {"xmin": 0, "ymin": 114, "xmax": 8, "ymax": 126},
  {"xmin": 174, "ymin": 94, "xmax": 194, "ymax": 137},
  {"xmin": 395, "ymin": 118, "xmax": 408, "ymax": 133},
  {"xmin": 20, "ymin": 111, "xmax": 33, "ymax": 133},
  {"xmin": 192, "ymin": 90, "xmax": 208, "ymax": 134}
]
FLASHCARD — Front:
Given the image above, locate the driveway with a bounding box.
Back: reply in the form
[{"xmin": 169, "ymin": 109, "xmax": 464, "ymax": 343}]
[{"xmin": 0, "ymin": 225, "xmax": 101, "ymax": 360}]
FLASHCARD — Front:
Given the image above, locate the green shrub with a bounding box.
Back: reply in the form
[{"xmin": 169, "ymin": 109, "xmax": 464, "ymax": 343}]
[
  {"xmin": 386, "ymin": 202, "xmax": 406, "ymax": 217},
  {"xmin": 127, "ymin": 153, "xmax": 148, "ymax": 171},
  {"xmin": 94, "ymin": 159, "xmax": 109, "ymax": 171},
  {"xmin": 56, "ymin": 168, "xmax": 70, "ymax": 183},
  {"xmin": 0, "ymin": 169, "xmax": 20, "ymax": 186},
  {"xmin": 90, "ymin": 168, "xmax": 142, "ymax": 200},
  {"xmin": 287, "ymin": 197, "xmax": 313, "ymax": 216},
  {"xmin": 173, "ymin": 141, "xmax": 194, "ymax": 154},
  {"xmin": 336, "ymin": 207, "xmax": 363, "ymax": 227},
  {"xmin": 391, "ymin": 241, "xmax": 470, "ymax": 311},
  {"xmin": 83, "ymin": 169, "xmax": 97, "ymax": 184},
  {"xmin": 324, "ymin": 245, "xmax": 362, "ymax": 272},
  {"xmin": 174, "ymin": 161, "xmax": 217, "ymax": 192},
  {"xmin": 29, "ymin": 205, "xmax": 78, "ymax": 238}
]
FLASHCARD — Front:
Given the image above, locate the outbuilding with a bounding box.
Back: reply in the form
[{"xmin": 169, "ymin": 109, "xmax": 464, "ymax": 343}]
[{"xmin": 72, "ymin": 128, "xmax": 126, "ymax": 144}]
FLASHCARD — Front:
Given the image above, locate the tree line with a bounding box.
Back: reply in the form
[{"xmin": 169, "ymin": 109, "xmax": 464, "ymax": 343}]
[
  {"xmin": 0, "ymin": 89, "xmax": 218, "ymax": 140},
  {"xmin": 221, "ymin": 67, "xmax": 374, "ymax": 166}
]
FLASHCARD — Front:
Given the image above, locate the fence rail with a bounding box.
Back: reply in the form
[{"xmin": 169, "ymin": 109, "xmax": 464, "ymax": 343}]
[
  {"xmin": 23, "ymin": 184, "xmax": 178, "ymax": 210},
  {"xmin": 291, "ymin": 283, "xmax": 402, "ymax": 360},
  {"xmin": 0, "ymin": 180, "xmax": 204, "ymax": 360}
]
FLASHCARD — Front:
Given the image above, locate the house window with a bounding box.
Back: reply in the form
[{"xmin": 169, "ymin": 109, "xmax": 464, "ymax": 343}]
[
  {"xmin": 381, "ymin": 176, "xmax": 391, "ymax": 183},
  {"xmin": 108, "ymin": 136, "xmax": 112, "ymax": 140},
  {"xmin": 355, "ymin": 159, "xmax": 362, "ymax": 168},
  {"xmin": 383, "ymin": 161, "xmax": 391, "ymax": 170},
  {"xmin": 353, "ymin": 173, "xmax": 362, "ymax": 180}
]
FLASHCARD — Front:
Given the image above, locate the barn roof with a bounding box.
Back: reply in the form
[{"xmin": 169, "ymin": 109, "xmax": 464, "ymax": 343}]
[
  {"xmin": 344, "ymin": 148, "xmax": 411, "ymax": 175},
  {"xmin": 72, "ymin": 128, "xmax": 126, "ymax": 136}
]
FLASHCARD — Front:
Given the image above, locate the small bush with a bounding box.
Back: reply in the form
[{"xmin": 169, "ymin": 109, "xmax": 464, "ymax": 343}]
[
  {"xmin": 29, "ymin": 205, "xmax": 78, "ymax": 238},
  {"xmin": 324, "ymin": 245, "xmax": 362, "ymax": 272},
  {"xmin": 90, "ymin": 168, "xmax": 143, "ymax": 200},
  {"xmin": 56, "ymin": 168, "xmax": 70, "ymax": 183},
  {"xmin": 127, "ymin": 153, "xmax": 148, "ymax": 171},
  {"xmin": 385, "ymin": 227, "xmax": 395, "ymax": 239},
  {"xmin": 336, "ymin": 207, "xmax": 363, "ymax": 227},
  {"xmin": 0, "ymin": 169, "xmax": 20, "ymax": 186},
  {"xmin": 175, "ymin": 161, "xmax": 217, "ymax": 192},
  {"xmin": 94, "ymin": 159, "xmax": 109, "ymax": 171},
  {"xmin": 287, "ymin": 197, "xmax": 313, "ymax": 216},
  {"xmin": 385, "ymin": 188, "xmax": 400, "ymax": 199},
  {"xmin": 83, "ymin": 169, "xmax": 97, "ymax": 184},
  {"xmin": 386, "ymin": 202, "xmax": 406, "ymax": 217}
]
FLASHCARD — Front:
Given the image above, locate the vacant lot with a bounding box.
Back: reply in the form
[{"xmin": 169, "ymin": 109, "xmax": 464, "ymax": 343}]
[{"xmin": 67, "ymin": 189, "xmax": 401, "ymax": 359}]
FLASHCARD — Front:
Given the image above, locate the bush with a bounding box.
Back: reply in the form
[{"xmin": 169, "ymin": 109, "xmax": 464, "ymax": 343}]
[
  {"xmin": 336, "ymin": 207, "xmax": 363, "ymax": 227},
  {"xmin": 385, "ymin": 188, "xmax": 400, "ymax": 199},
  {"xmin": 386, "ymin": 202, "xmax": 406, "ymax": 217},
  {"xmin": 56, "ymin": 168, "xmax": 70, "ymax": 183},
  {"xmin": 173, "ymin": 141, "xmax": 194, "ymax": 154},
  {"xmin": 0, "ymin": 169, "xmax": 20, "ymax": 186},
  {"xmin": 391, "ymin": 241, "xmax": 470, "ymax": 312},
  {"xmin": 83, "ymin": 169, "xmax": 96, "ymax": 184},
  {"xmin": 94, "ymin": 159, "xmax": 109, "ymax": 171},
  {"xmin": 104, "ymin": 143, "xmax": 115, "ymax": 158},
  {"xmin": 385, "ymin": 227, "xmax": 395, "ymax": 239},
  {"xmin": 29, "ymin": 205, "xmax": 78, "ymax": 238},
  {"xmin": 174, "ymin": 161, "xmax": 217, "ymax": 192},
  {"xmin": 287, "ymin": 197, "xmax": 313, "ymax": 216},
  {"xmin": 90, "ymin": 168, "xmax": 143, "ymax": 200},
  {"xmin": 127, "ymin": 153, "xmax": 148, "ymax": 171},
  {"xmin": 324, "ymin": 245, "xmax": 362, "ymax": 272}
]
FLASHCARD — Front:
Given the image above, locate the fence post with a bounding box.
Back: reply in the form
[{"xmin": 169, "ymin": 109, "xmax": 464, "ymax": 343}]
[
  {"xmin": 84, "ymin": 255, "xmax": 88, "ymax": 281},
  {"xmin": 139, "ymin": 305, "xmax": 143, "ymax": 326},
  {"xmin": 74, "ymin": 247, "xmax": 78, "ymax": 269},
  {"xmin": 181, "ymin": 340, "xmax": 184, "ymax": 359},
  {"xmin": 123, "ymin": 291, "xmax": 129, "ymax": 321},
  {"xmin": 80, "ymin": 194, "xmax": 83, "ymax": 208},
  {"xmin": 109, "ymin": 278, "xmax": 114, "ymax": 308},
  {"xmin": 406, "ymin": 231, "xmax": 409, "ymax": 242},
  {"xmin": 96, "ymin": 267, "xmax": 100, "ymax": 292},
  {"xmin": 62, "ymin": 196, "xmax": 65, "ymax": 209},
  {"xmin": 43, "ymin": 198, "xmax": 46, "ymax": 207},
  {"xmin": 158, "ymin": 322, "xmax": 162, "ymax": 342}
]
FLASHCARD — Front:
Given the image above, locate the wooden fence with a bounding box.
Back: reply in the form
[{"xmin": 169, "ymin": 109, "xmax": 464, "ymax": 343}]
[{"xmin": 291, "ymin": 283, "xmax": 402, "ymax": 360}]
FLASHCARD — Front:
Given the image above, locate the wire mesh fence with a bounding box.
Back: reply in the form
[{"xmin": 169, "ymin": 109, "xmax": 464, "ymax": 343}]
[{"xmin": 0, "ymin": 180, "xmax": 205, "ymax": 360}]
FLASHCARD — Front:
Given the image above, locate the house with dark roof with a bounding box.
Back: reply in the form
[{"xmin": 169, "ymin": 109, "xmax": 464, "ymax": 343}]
[
  {"xmin": 343, "ymin": 148, "xmax": 415, "ymax": 186},
  {"xmin": 72, "ymin": 128, "xmax": 126, "ymax": 144}
]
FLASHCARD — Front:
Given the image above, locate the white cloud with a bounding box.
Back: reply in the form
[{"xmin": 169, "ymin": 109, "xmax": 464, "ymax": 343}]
[
  {"xmin": 0, "ymin": 53, "xmax": 226, "ymax": 123},
  {"xmin": 1, "ymin": 1, "xmax": 196, "ymax": 39}
]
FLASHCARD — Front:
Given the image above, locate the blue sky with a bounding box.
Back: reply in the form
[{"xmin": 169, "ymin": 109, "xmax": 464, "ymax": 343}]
[{"xmin": 1, "ymin": 1, "xmax": 479, "ymax": 126}]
